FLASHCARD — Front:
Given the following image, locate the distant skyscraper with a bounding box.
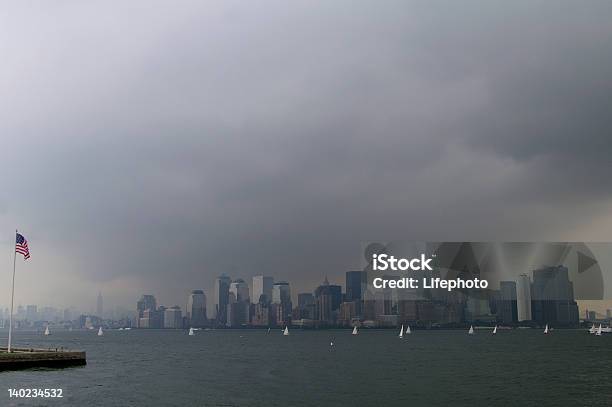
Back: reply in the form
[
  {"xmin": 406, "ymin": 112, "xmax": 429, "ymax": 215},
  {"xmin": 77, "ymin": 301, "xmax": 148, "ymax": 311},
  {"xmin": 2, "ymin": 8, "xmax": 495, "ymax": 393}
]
[
  {"xmin": 315, "ymin": 278, "xmax": 335, "ymax": 324},
  {"xmin": 97, "ymin": 292, "xmax": 103, "ymax": 318},
  {"xmin": 531, "ymin": 265, "xmax": 579, "ymax": 326},
  {"xmin": 498, "ymin": 281, "xmax": 518, "ymax": 324},
  {"xmin": 137, "ymin": 294, "xmax": 158, "ymax": 328},
  {"xmin": 297, "ymin": 293, "xmax": 315, "ymax": 320},
  {"xmin": 345, "ymin": 271, "xmax": 367, "ymax": 302},
  {"xmin": 229, "ymin": 279, "xmax": 250, "ymax": 303},
  {"xmin": 214, "ymin": 275, "xmax": 231, "ymax": 326},
  {"xmin": 252, "ymin": 276, "xmax": 274, "ymax": 304},
  {"xmin": 272, "ymin": 282, "xmax": 292, "ymax": 325},
  {"xmin": 187, "ymin": 290, "xmax": 207, "ymax": 327},
  {"xmin": 228, "ymin": 279, "xmax": 250, "ymax": 326},
  {"xmin": 516, "ymin": 274, "xmax": 532, "ymax": 322},
  {"xmin": 163, "ymin": 306, "xmax": 182, "ymax": 329}
]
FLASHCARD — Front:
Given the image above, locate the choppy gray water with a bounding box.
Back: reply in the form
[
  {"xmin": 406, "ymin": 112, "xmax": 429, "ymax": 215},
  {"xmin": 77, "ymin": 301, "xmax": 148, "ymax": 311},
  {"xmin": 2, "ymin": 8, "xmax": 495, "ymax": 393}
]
[{"xmin": 0, "ymin": 329, "xmax": 610, "ymax": 406}]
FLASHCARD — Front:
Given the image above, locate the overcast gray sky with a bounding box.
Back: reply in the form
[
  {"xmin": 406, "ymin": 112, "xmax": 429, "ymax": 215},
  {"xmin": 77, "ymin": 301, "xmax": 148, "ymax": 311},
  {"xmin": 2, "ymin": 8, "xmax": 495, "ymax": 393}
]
[{"xmin": 1, "ymin": 1, "xmax": 612, "ymax": 312}]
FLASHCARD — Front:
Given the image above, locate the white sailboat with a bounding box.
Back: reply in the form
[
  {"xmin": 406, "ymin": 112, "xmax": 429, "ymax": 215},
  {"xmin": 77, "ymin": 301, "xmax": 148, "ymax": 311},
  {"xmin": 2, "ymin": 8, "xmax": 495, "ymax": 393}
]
[
  {"xmin": 266, "ymin": 327, "xmax": 271, "ymax": 334},
  {"xmin": 399, "ymin": 325, "xmax": 404, "ymax": 338},
  {"xmin": 468, "ymin": 325, "xmax": 474, "ymax": 335},
  {"xmin": 544, "ymin": 324, "xmax": 549, "ymax": 334},
  {"xmin": 589, "ymin": 324, "xmax": 596, "ymax": 334},
  {"xmin": 98, "ymin": 327, "xmax": 104, "ymax": 336},
  {"xmin": 352, "ymin": 326, "xmax": 358, "ymax": 335},
  {"xmin": 595, "ymin": 324, "xmax": 602, "ymax": 336},
  {"xmin": 492, "ymin": 325, "xmax": 497, "ymax": 335},
  {"xmin": 44, "ymin": 326, "xmax": 50, "ymax": 336},
  {"xmin": 188, "ymin": 327, "xmax": 195, "ymax": 336},
  {"xmin": 283, "ymin": 326, "xmax": 289, "ymax": 336},
  {"xmin": 406, "ymin": 325, "xmax": 411, "ymax": 335}
]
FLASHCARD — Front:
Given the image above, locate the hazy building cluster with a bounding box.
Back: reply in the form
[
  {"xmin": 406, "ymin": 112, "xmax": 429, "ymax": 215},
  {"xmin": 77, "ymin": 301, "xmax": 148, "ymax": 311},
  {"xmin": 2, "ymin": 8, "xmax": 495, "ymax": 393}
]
[
  {"xmin": 134, "ymin": 265, "xmax": 586, "ymax": 329},
  {"xmin": 0, "ymin": 291, "xmax": 134, "ymax": 331}
]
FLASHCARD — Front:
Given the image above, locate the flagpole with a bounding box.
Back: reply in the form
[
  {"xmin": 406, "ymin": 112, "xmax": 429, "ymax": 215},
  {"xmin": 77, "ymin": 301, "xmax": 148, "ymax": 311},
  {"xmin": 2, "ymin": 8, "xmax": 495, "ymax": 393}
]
[{"xmin": 8, "ymin": 230, "xmax": 17, "ymax": 353}]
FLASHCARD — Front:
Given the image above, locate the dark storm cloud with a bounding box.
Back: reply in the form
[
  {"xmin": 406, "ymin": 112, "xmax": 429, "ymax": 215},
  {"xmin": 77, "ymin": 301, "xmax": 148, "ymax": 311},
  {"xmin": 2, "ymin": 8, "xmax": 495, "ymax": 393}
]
[{"xmin": 1, "ymin": 0, "xmax": 612, "ymax": 308}]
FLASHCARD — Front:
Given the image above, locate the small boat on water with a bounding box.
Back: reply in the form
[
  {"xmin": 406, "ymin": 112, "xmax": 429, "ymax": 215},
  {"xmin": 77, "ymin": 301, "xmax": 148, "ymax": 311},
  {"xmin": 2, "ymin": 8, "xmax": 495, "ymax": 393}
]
[
  {"xmin": 492, "ymin": 326, "xmax": 497, "ymax": 335},
  {"xmin": 468, "ymin": 325, "xmax": 474, "ymax": 335},
  {"xmin": 283, "ymin": 327, "xmax": 289, "ymax": 336},
  {"xmin": 98, "ymin": 327, "xmax": 104, "ymax": 336},
  {"xmin": 352, "ymin": 326, "xmax": 358, "ymax": 335},
  {"xmin": 406, "ymin": 325, "xmax": 411, "ymax": 335},
  {"xmin": 266, "ymin": 327, "xmax": 270, "ymax": 334},
  {"xmin": 544, "ymin": 324, "xmax": 549, "ymax": 334},
  {"xmin": 399, "ymin": 325, "xmax": 404, "ymax": 338},
  {"xmin": 595, "ymin": 324, "xmax": 602, "ymax": 336},
  {"xmin": 188, "ymin": 327, "xmax": 195, "ymax": 336},
  {"xmin": 589, "ymin": 325, "xmax": 596, "ymax": 334},
  {"xmin": 44, "ymin": 326, "xmax": 51, "ymax": 336}
]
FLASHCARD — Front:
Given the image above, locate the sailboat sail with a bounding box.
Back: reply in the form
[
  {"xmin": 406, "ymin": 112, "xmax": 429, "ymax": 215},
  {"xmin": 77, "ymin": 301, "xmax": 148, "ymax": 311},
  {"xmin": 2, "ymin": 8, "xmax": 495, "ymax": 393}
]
[
  {"xmin": 98, "ymin": 327, "xmax": 104, "ymax": 336},
  {"xmin": 406, "ymin": 325, "xmax": 411, "ymax": 334},
  {"xmin": 589, "ymin": 325, "xmax": 596, "ymax": 334},
  {"xmin": 492, "ymin": 326, "xmax": 497, "ymax": 335},
  {"xmin": 283, "ymin": 327, "xmax": 289, "ymax": 336},
  {"xmin": 44, "ymin": 326, "xmax": 50, "ymax": 336},
  {"xmin": 399, "ymin": 325, "xmax": 404, "ymax": 338},
  {"xmin": 544, "ymin": 324, "xmax": 549, "ymax": 334},
  {"xmin": 468, "ymin": 325, "xmax": 474, "ymax": 335},
  {"xmin": 188, "ymin": 327, "xmax": 195, "ymax": 336},
  {"xmin": 596, "ymin": 324, "xmax": 602, "ymax": 336},
  {"xmin": 352, "ymin": 326, "xmax": 358, "ymax": 335}
]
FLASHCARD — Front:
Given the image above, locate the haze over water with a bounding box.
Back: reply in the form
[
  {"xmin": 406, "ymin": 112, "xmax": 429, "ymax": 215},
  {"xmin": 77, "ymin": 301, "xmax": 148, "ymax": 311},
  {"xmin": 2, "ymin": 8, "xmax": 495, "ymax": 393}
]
[{"xmin": 0, "ymin": 329, "xmax": 610, "ymax": 406}]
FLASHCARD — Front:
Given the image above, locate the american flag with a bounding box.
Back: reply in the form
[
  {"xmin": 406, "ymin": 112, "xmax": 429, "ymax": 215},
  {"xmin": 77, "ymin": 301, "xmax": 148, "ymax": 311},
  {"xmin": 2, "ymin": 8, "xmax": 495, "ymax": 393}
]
[{"xmin": 16, "ymin": 232, "xmax": 30, "ymax": 260}]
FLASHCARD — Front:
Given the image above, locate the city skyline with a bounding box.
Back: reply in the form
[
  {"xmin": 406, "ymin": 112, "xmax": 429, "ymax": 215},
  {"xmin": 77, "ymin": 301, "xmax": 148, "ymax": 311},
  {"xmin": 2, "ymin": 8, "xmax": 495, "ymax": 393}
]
[{"xmin": 3, "ymin": 1, "xmax": 612, "ymax": 312}]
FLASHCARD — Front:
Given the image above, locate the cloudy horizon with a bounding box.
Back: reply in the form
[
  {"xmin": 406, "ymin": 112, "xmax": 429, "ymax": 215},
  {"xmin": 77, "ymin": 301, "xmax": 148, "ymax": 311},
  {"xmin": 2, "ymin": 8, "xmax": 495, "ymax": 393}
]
[{"xmin": 2, "ymin": 1, "xmax": 612, "ymax": 313}]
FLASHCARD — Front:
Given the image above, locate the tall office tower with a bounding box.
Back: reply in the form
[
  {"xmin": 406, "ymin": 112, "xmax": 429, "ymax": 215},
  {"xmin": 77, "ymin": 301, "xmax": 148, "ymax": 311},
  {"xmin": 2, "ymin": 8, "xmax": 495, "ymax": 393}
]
[
  {"xmin": 252, "ymin": 276, "xmax": 274, "ymax": 304},
  {"xmin": 315, "ymin": 278, "xmax": 337, "ymax": 324},
  {"xmin": 229, "ymin": 279, "xmax": 250, "ymax": 302},
  {"xmin": 498, "ymin": 281, "xmax": 518, "ymax": 324},
  {"xmin": 136, "ymin": 295, "xmax": 158, "ymax": 328},
  {"xmin": 297, "ymin": 293, "xmax": 315, "ymax": 319},
  {"xmin": 97, "ymin": 292, "xmax": 104, "ymax": 318},
  {"xmin": 137, "ymin": 295, "xmax": 157, "ymax": 317},
  {"xmin": 346, "ymin": 271, "xmax": 367, "ymax": 302},
  {"xmin": 272, "ymin": 282, "xmax": 292, "ymax": 325},
  {"xmin": 531, "ymin": 265, "xmax": 579, "ymax": 326},
  {"xmin": 187, "ymin": 290, "xmax": 207, "ymax": 327},
  {"xmin": 516, "ymin": 273, "xmax": 532, "ymax": 322},
  {"xmin": 328, "ymin": 284, "xmax": 342, "ymax": 311},
  {"xmin": 228, "ymin": 279, "xmax": 250, "ymax": 326},
  {"xmin": 163, "ymin": 306, "xmax": 183, "ymax": 329},
  {"xmin": 214, "ymin": 275, "xmax": 231, "ymax": 326}
]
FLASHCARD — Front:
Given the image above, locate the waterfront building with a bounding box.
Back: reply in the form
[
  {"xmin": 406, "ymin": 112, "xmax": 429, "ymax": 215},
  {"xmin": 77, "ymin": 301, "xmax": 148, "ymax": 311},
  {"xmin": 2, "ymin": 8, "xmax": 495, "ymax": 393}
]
[
  {"xmin": 164, "ymin": 306, "xmax": 183, "ymax": 329},
  {"xmin": 531, "ymin": 265, "xmax": 579, "ymax": 326},
  {"xmin": 137, "ymin": 295, "xmax": 158, "ymax": 328},
  {"xmin": 214, "ymin": 275, "xmax": 231, "ymax": 326},
  {"xmin": 517, "ymin": 274, "xmax": 532, "ymax": 321},
  {"xmin": 498, "ymin": 281, "xmax": 518, "ymax": 324},
  {"xmin": 187, "ymin": 290, "xmax": 207, "ymax": 327},
  {"xmin": 252, "ymin": 276, "xmax": 274, "ymax": 305},
  {"xmin": 272, "ymin": 282, "xmax": 292, "ymax": 325}
]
